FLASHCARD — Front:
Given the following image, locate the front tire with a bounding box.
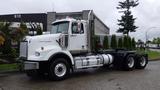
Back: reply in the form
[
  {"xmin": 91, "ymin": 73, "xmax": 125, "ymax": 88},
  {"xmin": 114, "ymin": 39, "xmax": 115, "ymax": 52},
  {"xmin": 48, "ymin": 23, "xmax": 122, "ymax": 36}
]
[{"xmin": 48, "ymin": 58, "xmax": 70, "ymax": 81}]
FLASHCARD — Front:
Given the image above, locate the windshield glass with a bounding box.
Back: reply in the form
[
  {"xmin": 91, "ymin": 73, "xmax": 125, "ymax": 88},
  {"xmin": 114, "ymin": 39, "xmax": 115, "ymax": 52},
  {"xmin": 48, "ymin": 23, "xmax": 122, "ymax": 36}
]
[{"xmin": 50, "ymin": 21, "xmax": 69, "ymax": 34}]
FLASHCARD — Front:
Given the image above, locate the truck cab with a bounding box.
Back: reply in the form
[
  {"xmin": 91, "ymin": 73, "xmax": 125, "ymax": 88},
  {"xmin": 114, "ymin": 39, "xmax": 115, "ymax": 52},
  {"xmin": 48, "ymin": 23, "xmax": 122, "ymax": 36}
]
[{"xmin": 50, "ymin": 18, "xmax": 88, "ymax": 54}]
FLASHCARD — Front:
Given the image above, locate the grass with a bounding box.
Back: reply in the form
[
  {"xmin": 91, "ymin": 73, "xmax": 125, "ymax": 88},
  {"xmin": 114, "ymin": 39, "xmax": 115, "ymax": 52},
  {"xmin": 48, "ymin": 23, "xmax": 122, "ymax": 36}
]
[
  {"xmin": 147, "ymin": 50, "xmax": 160, "ymax": 60},
  {"xmin": 137, "ymin": 49, "xmax": 160, "ymax": 60},
  {"xmin": 0, "ymin": 63, "xmax": 19, "ymax": 72}
]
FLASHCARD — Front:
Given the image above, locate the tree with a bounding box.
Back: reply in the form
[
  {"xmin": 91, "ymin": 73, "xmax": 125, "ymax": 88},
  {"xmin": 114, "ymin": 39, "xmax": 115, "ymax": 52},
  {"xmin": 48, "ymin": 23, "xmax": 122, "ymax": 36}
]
[
  {"xmin": 103, "ymin": 36, "xmax": 109, "ymax": 49},
  {"xmin": 123, "ymin": 35, "xmax": 128, "ymax": 49},
  {"xmin": 11, "ymin": 22, "xmax": 28, "ymax": 41},
  {"xmin": 93, "ymin": 36, "xmax": 101, "ymax": 52},
  {"xmin": 10, "ymin": 22, "xmax": 28, "ymax": 53},
  {"xmin": 128, "ymin": 36, "xmax": 132, "ymax": 49},
  {"xmin": 152, "ymin": 37, "xmax": 160, "ymax": 47},
  {"xmin": 36, "ymin": 24, "xmax": 43, "ymax": 35},
  {"xmin": 137, "ymin": 39, "xmax": 145, "ymax": 49},
  {"xmin": 0, "ymin": 35, "xmax": 5, "ymax": 46},
  {"xmin": 118, "ymin": 37, "xmax": 123, "ymax": 48},
  {"xmin": 19, "ymin": 22, "xmax": 28, "ymax": 40},
  {"xmin": 117, "ymin": 0, "xmax": 139, "ymax": 36},
  {"xmin": 0, "ymin": 30, "xmax": 5, "ymax": 46},
  {"xmin": 131, "ymin": 38, "xmax": 136, "ymax": 49},
  {"xmin": 111, "ymin": 35, "xmax": 117, "ymax": 49},
  {"xmin": 0, "ymin": 22, "xmax": 12, "ymax": 54}
]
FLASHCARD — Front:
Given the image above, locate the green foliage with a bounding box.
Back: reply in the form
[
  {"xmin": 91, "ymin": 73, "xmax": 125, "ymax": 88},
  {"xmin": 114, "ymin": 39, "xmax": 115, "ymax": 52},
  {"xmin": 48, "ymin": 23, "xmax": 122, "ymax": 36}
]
[
  {"xmin": 11, "ymin": 22, "xmax": 28, "ymax": 42},
  {"xmin": 93, "ymin": 36, "xmax": 101, "ymax": 52},
  {"xmin": 0, "ymin": 22, "xmax": 12, "ymax": 54},
  {"xmin": 131, "ymin": 38, "xmax": 136, "ymax": 49},
  {"xmin": 137, "ymin": 49, "xmax": 160, "ymax": 60},
  {"xmin": 118, "ymin": 37, "xmax": 123, "ymax": 48},
  {"xmin": 137, "ymin": 39, "xmax": 145, "ymax": 50},
  {"xmin": 0, "ymin": 63, "xmax": 18, "ymax": 72},
  {"xmin": 36, "ymin": 25, "xmax": 43, "ymax": 35},
  {"xmin": 123, "ymin": 35, "xmax": 128, "ymax": 49},
  {"xmin": 10, "ymin": 48, "xmax": 18, "ymax": 58},
  {"xmin": 20, "ymin": 22, "xmax": 27, "ymax": 30},
  {"xmin": 0, "ymin": 22, "xmax": 11, "ymax": 38},
  {"xmin": 0, "ymin": 35, "xmax": 5, "ymax": 46},
  {"xmin": 19, "ymin": 22, "xmax": 28, "ymax": 40},
  {"xmin": 152, "ymin": 37, "xmax": 160, "ymax": 47},
  {"xmin": 147, "ymin": 50, "xmax": 160, "ymax": 60},
  {"xmin": 1, "ymin": 39, "xmax": 12, "ymax": 54},
  {"xmin": 117, "ymin": 0, "xmax": 139, "ymax": 36},
  {"xmin": 103, "ymin": 36, "xmax": 109, "ymax": 49},
  {"xmin": 128, "ymin": 36, "xmax": 132, "ymax": 49},
  {"xmin": 123, "ymin": 36, "xmax": 135, "ymax": 50},
  {"xmin": 0, "ymin": 22, "xmax": 19, "ymax": 59},
  {"xmin": 111, "ymin": 35, "xmax": 117, "ymax": 49}
]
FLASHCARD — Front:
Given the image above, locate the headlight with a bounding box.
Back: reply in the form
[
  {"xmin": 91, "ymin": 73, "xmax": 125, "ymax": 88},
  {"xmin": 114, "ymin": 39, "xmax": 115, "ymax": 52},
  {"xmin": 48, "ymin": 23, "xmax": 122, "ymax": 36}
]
[{"xmin": 35, "ymin": 52, "xmax": 40, "ymax": 56}]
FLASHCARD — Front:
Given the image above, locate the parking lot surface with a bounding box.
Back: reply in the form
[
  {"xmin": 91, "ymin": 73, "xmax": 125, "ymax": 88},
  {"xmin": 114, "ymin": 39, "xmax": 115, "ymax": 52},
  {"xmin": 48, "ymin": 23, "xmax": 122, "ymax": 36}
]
[{"xmin": 0, "ymin": 61, "xmax": 160, "ymax": 90}]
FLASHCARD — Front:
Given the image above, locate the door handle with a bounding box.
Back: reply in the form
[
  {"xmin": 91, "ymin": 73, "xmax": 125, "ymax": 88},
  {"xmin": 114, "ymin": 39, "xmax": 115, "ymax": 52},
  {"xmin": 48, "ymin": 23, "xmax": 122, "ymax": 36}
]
[{"xmin": 70, "ymin": 35, "xmax": 77, "ymax": 37}]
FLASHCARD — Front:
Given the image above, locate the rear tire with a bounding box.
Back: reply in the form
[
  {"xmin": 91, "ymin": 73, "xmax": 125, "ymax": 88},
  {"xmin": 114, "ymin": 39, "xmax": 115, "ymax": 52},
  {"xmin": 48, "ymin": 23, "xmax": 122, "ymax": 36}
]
[
  {"xmin": 48, "ymin": 58, "xmax": 70, "ymax": 81},
  {"xmin": 136, "ymin": 55, "xmax": 148, "ymax": 69},
  {"xmin": 123, "ymin": 54, "xmax": 135, "ymax": 71}
]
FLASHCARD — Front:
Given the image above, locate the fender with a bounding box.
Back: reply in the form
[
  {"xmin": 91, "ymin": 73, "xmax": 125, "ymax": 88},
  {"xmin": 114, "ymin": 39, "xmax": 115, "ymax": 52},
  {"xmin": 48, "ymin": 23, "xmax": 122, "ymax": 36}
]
[{"xmin": 45, "ymin": 50, "xmax": 74, "ymax": 65}]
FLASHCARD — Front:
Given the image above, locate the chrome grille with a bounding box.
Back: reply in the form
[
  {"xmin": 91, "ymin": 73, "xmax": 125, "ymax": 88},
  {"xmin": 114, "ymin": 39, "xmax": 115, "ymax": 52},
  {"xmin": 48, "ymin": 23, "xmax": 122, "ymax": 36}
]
[{"xmin": 20, "ymin": 41, "xmax": 27, "ymax": 58}]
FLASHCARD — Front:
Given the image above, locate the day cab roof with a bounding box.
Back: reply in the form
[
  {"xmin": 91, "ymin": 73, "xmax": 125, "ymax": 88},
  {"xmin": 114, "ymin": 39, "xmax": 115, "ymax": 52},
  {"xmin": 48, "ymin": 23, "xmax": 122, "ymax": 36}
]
[{"xmin": 52, "ymin": 18, "xmax": 86, "ymax": 25}]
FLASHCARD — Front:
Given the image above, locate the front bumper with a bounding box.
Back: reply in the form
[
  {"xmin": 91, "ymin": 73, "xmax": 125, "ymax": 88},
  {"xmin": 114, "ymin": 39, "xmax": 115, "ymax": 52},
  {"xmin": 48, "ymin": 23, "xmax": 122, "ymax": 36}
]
[{"xmin": 24, "ymin": 61, "xmax": 39, "ymax": 70}]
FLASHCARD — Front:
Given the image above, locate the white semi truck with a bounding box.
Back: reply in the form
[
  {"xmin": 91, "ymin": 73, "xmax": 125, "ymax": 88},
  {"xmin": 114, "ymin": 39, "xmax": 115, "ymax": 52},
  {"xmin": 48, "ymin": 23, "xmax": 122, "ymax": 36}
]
[{"xmin": 19, "ymin": 10, "xmax": 148, "ymax": 80}]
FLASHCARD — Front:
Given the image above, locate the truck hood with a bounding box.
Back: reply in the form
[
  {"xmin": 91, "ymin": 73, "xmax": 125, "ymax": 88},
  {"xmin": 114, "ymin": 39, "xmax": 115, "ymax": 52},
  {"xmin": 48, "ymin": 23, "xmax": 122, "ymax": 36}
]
[
  {"xmin": 26, "ymin": 33, "xmax": 61, "ymax": 42},
  {"xmin": 25, "ymin": 34, "xmax": 63, "ymax": 60}
]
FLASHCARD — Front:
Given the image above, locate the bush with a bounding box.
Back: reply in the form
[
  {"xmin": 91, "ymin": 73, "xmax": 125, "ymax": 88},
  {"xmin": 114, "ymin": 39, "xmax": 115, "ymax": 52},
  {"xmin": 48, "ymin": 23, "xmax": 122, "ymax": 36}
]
[
  {"xmin": 128, "ymin": 36, "xmax": 132, "ymax": 50},
  {"xmin": 111, "ymin": 35, "xmax": 117, "ymax": 49},
  {"xmin": 10, "ymin": 48, "xmax": 18, "ymax": 58},
  {"xmin": 0, "ymin": 35, "xmax": 5, "ymax": 46},
  {"xmin": 123, "ymin": 36, "xmax": 135, "ymax": 50},
  {"xmin": 118, "ymin": 37, "xmax": 123, "ymax": 48},
  {"xmin": 1, "ymin": 39, "xmax": 12, "ymax": 54},
  {"xmin": 93, "ymin": 36, "xmax": 101, "ymax": 52},
  {"xmin": 36, "ymin": 25, "xmax": 43, "ymax": 35},
  {"xmin": 123, "ymin": 36, "xmax": 128, "ymax": 49},
  {"xmin": 132, "ymin": 38, "xmax": 136, "ymax": 50},
  {"xmin": 123, "ymin": 36, "xmax": 130, "ymax": 49},
  {"xmin": 103, "ymin": 36, "xmax": 109, "ymax": 49}
]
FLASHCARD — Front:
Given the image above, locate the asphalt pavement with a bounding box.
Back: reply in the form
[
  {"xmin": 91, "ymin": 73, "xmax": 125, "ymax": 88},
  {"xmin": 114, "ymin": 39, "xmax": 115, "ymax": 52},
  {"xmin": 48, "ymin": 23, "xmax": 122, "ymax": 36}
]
[{"xmin": 0, "ymin": 61, "xmax": 160, "ymax": 90}]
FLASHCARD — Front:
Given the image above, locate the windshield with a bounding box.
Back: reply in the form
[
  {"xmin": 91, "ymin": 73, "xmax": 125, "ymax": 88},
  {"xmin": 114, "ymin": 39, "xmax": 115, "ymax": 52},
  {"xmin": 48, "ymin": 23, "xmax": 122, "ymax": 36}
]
[{"xmin": 51, "ymin": 21, "xmax": 69, "ymax": 34}]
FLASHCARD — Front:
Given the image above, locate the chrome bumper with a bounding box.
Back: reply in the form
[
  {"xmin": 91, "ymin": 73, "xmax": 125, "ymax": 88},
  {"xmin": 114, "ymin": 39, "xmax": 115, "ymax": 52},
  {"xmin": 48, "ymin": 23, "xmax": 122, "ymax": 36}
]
[{"xmin": 24, "ymin": 61, "xmax": 39, "ymax": 70}]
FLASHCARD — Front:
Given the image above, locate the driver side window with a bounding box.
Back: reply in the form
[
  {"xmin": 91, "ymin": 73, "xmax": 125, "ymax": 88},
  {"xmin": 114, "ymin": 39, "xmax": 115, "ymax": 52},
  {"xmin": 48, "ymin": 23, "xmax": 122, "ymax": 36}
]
[
  {"xmin": 72, "ymin": 22, "xmax": 84, "ymax": 34},
  {"xmin": 72, "ymin": 22, "xmax": 78, "ymax": 34}
]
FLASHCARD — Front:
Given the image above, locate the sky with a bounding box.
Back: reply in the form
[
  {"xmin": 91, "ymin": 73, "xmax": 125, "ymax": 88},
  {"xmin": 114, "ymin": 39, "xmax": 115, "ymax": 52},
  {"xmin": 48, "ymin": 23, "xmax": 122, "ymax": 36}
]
[{"xmin": 0, "ymin": 0, "xmax": 160, "ymax": 41}]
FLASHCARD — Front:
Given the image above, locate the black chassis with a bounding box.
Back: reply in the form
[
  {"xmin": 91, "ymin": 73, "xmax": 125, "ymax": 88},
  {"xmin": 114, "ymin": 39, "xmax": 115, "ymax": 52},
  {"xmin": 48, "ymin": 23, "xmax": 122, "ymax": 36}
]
[{"xmin": 99, "ymin": 49, "xmax": 148, "ymax": 69}]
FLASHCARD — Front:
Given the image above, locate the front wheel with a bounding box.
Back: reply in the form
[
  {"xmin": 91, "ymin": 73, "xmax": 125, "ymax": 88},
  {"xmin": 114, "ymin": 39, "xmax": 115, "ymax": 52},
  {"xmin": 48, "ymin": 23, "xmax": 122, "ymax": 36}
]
[{"xmin": 48, "ymin": 58, "xmax": 70, "ymax": 81}]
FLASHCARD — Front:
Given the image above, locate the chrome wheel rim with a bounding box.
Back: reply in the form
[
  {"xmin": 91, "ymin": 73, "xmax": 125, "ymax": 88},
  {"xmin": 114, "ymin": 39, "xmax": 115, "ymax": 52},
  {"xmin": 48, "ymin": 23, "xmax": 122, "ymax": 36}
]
[
  {"xmin": 128, "ymin": 57, "xmax": 134, "ymax": 68},
  {"xmin": 140, "ymin": 57, "xmax": 146, "ymax": 66},
  {"xmin": 54, "ymin": 63, "xmax": 67, "ymax": 77}
]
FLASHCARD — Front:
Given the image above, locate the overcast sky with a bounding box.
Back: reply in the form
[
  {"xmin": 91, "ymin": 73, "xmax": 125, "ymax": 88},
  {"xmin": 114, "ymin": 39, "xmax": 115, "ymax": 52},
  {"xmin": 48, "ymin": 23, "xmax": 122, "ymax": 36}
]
[{"xmin": 0, "ymin": 0, "xmax": 159, "ymax": 41}]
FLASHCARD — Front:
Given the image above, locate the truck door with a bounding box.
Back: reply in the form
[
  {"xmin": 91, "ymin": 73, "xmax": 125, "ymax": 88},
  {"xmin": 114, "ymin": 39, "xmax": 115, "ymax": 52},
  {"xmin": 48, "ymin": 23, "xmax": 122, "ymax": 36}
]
[{"xmin": 68, "ymin": 21, "xmax": 87, "ymax": 53}]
